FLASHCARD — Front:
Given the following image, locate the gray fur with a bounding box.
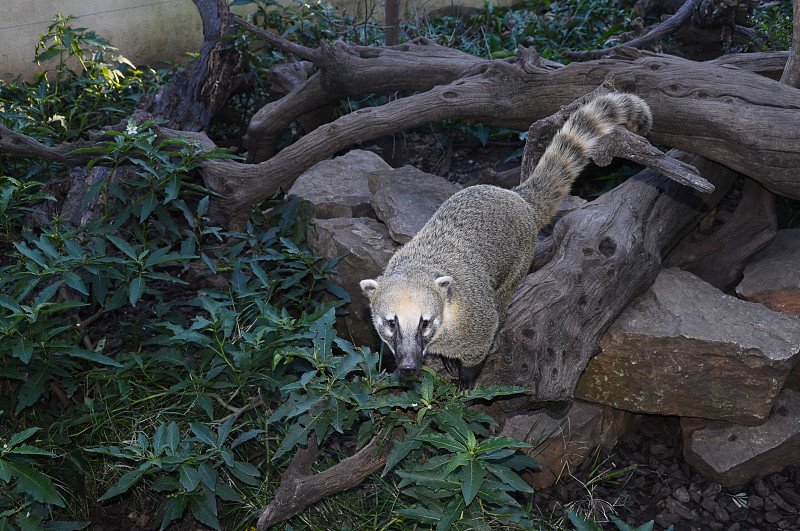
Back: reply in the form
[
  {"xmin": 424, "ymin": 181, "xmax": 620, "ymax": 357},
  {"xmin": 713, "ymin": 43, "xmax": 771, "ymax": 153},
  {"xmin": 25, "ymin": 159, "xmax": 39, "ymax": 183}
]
[{"xmin": 360, "ymin": 92, "xmax": 652, "ymax": 388}]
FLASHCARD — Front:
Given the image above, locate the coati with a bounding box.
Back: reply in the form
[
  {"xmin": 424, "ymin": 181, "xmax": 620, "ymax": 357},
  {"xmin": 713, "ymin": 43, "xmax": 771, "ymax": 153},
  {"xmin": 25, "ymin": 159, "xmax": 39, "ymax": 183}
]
[{"xmin": 360, "ymin": 92, "xmax": 653, "ymax": 389}]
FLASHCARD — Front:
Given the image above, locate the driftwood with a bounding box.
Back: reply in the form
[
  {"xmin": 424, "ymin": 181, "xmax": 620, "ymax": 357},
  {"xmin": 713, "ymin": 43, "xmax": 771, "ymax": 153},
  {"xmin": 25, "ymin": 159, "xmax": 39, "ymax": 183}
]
[
  {"xmin": 139, "ymin": 0, "xmax": 243, "ymax": 131},
  {"xmin": 256, "ymin": 432, "xmax": 397, "ymax": 530},
  {"xmin": 481, "ymin": 150, "xmax": 739, "ymax": 405},
  {"xmin": 202, "ymin": 45, "xmax": 799, "ymax": 228}
]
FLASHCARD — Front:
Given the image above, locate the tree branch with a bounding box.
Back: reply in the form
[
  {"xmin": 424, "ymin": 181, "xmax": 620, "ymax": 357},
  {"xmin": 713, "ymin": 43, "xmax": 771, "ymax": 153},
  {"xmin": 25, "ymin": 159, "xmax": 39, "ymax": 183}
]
[
  {"xmin": 257, "ymin": 430, "xmax": 399, "ymax": 529},
  {"xmin": 563, "ymin": 0, "xmax": 702, "ymax": 60}
]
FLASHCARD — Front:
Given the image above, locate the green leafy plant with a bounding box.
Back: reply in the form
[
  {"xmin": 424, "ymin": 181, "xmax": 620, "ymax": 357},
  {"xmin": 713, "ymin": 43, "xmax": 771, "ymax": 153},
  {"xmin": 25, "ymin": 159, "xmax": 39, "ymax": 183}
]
[{"xmin": 0, "ymin": 427, "xmax": 86, "ymax": 529}]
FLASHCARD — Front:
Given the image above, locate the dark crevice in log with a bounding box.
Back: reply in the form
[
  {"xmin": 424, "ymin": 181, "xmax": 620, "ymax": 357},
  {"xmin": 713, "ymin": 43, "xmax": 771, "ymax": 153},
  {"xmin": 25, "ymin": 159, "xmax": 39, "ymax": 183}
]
[{"xmin": 664, "ymin": 177, "xmax": 777, "ymax": 291}]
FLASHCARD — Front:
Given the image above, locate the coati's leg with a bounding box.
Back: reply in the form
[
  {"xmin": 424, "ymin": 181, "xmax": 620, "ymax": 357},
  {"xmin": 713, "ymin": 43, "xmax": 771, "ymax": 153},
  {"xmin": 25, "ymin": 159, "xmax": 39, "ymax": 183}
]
[
  {"xmin": 442, "ymin": 355, "xmax": 461, "ymax": 378},
  {"xmin": 458, "ymin": 361, "xmax": 484, "ymax": 390},
  {"xmin": 441, "ymin": 355, "xmax": 484, "ymax": 390}
]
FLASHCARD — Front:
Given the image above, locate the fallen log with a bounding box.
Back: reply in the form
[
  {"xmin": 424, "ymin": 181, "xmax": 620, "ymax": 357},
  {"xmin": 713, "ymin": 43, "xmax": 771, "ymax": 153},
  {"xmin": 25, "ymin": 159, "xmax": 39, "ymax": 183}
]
[
  {"xmin": 481, "ymin": 150, "xmax": 740, "ymax": 405},
  {"xmin": 203, "ymin": 46, "xmax": 800, "ymax": 227}
]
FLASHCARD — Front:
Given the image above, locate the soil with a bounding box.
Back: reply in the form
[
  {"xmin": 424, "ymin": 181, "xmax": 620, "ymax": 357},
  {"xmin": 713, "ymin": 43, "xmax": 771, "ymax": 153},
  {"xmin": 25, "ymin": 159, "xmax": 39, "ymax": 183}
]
[{"xmin": 535, "ymin": 415, "xmax": 800, "ymax": 531}]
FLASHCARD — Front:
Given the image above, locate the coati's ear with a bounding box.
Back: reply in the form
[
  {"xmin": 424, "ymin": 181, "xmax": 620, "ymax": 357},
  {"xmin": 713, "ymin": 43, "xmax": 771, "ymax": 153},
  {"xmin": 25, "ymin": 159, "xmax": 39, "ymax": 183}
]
[
  {"xmin": 360, "ymin": 279, "xmax": 379, "ymax": 299},
  {"xmin": 434, "ymin": 276, "xmax": 453, "ymax": 298}
]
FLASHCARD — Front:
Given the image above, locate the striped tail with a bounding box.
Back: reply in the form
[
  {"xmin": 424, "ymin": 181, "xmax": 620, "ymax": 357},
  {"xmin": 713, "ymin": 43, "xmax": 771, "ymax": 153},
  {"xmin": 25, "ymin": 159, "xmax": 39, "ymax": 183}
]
[{"xmin": 514, "ymin": 92, "xmax": 652, "ymax": 224}]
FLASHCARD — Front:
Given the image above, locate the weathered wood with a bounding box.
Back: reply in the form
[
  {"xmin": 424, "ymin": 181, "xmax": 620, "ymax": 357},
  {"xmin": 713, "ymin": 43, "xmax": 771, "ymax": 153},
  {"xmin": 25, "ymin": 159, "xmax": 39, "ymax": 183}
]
[
  {"xmin": 204, "ymin": 47, "xmax": 800, "ymax": 227},
  {"xmin": 139, "ymin": 0, "xmax": 243, "ymax": 131},
  {"xmin": 235, "ymin": 15, "xmax": 512, "ymax": 162},
  {"xmin": 664, "ymin": 177, "xmax": 777, "ymax": 291},
  {"xmin": 256, "ymin": 432, "xmax": 396, "ymax": 530},
  {"xmin": 480, "ymin": 151, "xmax": 739, "ymax": 405}
]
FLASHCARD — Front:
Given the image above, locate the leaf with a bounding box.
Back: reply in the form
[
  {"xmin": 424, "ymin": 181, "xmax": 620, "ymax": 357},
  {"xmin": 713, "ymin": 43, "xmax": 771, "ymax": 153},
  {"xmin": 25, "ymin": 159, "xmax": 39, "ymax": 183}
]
[
  {"xmin": 106, "ymin": 235, "xmax": 137, "ymax": 260},
  {"xmin": 179, "ymin": 464, "xmax": 201, "ymax": 492},
  {"xmin": 166, "ymin": 422, "xmax": 180, "ymax": 454},
  {"xmin": 462, "ymin": 385, "xmax": 528, "ymax": 401},
  {"xmin": 417, "ymin": 433, "xmax": 466, "ymax": 453},
  {"xmin": 61, "ymin": 271, "xmax": 89, "ymax": 295},
  {"xmin": 0, "ymin": 461, "xmax": 11, "ymax": 482},
  {"xmin": 216, "ymin": 415, "xmax": 236, "ymax": 447},
  {"xmin": 609, "ymin": 515, "xmax": 655, "ymax": 531},
  {"xmin": 97, "ymin": 469, "xmax": 145, "ymax": 501},
  {"xmin": 437, "ymin": 497, "xmax": 465, "ymax": 531},
  {"xmin": 9, "ymin": 444, "xmax": 53, "ymax": 457},
  {"xmin": 394, "ymin": 507, "xmax": 441, "ymax": 525},
  {"xmin": 190, "ymin": 423, "xmax": 217, "ymax": 449},
  {"xmin": 443, "ymin": 452, "xmax": 471, "ymax": 477},
  {"xmin": 567, "ymin": 510, "xmax": 603, "ymax": 531},
  {"xmin": 197, "ymin": 463, "xmax": 216, "ymax": 491},
  {"xmin": 67, "ymin": 346, "xmax": 123, "ymax": 367},
  {"xmin": 459, "ymin": 460, "xmax": 485, "ymax": 505},
  {"xmin": 159, "ymin": 494, "xmax": 188, "ymax": 531},
  {"xmin": 14, "ymin": 367, "xmax": 51, "ymax": 414},
  {"xmin": 129, "ymin": 275, "xmax": 145, "ymax": 306},
  {"xmin": 11, "ymin": 340, "xmax": 34, "ymax": 364},
  {"xmin": 484, "ymin": 462, "xmax": 534, "ymax": 493},
  {"xmin": 9, "ymin": 462, "xmax": 64, "ymax": 506},
  {"xmin": 8, "ymin": 427, "xmax": 39, "ymax": 447},
  {"xmin": 382, "ymin": 429, "xmax": 423, "ymax": 476},
  {"xmin": 476, "ymin": 436, "xmax": 532, "ymax": 455},
  {"xmin": 188, "ymin": 487, "xmax": 220, "ymax": 530}
]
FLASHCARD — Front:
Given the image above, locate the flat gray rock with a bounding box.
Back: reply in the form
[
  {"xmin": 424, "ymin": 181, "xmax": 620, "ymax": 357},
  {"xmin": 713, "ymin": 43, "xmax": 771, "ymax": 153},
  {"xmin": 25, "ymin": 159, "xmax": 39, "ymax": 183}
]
[
  {"xmin": 368, "ymin": 166, "xmax": 462, "ymax": 244},
  {"xmin": 684, "ymin": 389, "xmax": 800, "ymax": 488},
  {"xmin": 576, "ymin": 268, "xmax": 800, "ymax": 425},
  {"xmin": 736, "ymin": 228, "xmax": 800, "ymax": 315},
  {"xmin": 306, "ymin": 217, "xmax": 399, "ymax": 349},
  {"xmin": 287, "ymin": 149, "xmax": 391, "ymax": 219}
]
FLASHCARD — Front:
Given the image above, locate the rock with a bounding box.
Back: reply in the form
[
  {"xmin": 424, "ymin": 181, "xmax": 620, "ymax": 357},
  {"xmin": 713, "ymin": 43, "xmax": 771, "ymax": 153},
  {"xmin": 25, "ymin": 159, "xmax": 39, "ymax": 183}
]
[
  {"xmin": 305, "ymin": 217, "xmax": 399, "ymax": 349},
  {"xmin": 367, "ymin": 165, "xmax": 462, "ymax": 244},
  {"xmin": 736, "ymin": 229, "xmax": 800, "ymax": 315},
  {"xmin": 575, "ymin": 268, "xmax": 800, "ymax": 425},
  {"xmin": 287, "ymin": 149, "xmax": 391, "ymax": 219},
  {"xmin": 683, "ymin": 389, "xmax": 800, "ymax": 488},
  {"xmin": 499, "ymin": 400, "xmax": 636, "ymax": 489}
]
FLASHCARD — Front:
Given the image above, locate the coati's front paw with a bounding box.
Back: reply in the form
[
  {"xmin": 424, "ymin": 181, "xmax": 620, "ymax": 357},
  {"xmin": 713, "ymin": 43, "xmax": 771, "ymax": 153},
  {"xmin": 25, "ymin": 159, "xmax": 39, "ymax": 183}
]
[{"xmin": 458, "ymin": 362, "xmax": 483, "ymax": 390}]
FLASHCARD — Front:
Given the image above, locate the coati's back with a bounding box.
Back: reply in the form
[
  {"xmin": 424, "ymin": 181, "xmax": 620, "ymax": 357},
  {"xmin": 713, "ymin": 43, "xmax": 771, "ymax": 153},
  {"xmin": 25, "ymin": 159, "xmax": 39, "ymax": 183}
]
[{"xmin": 361, "ymin": 92, "xmax": 653, "ymax": 388}]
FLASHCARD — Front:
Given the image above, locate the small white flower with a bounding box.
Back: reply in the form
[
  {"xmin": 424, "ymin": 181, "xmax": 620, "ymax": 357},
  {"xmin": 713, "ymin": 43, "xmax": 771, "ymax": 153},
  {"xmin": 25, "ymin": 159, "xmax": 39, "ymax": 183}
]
[{"xmin": 125, "ymin": 122, "xmax": 138, "ymax": 135}]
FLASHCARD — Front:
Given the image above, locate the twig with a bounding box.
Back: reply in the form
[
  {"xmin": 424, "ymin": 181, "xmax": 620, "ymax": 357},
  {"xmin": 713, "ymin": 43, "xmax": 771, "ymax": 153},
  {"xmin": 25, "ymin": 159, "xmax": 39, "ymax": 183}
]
[
  {"xmin": 232, "ymin": 15, "xmax": 323, "ymax": 63},
  {"xmin": 256, "ymin": 429, "xmax": 402, "ymax": 529},
  {"xmin": 563, "ymin": 0, "xmax": 702, "ymax": 61}
]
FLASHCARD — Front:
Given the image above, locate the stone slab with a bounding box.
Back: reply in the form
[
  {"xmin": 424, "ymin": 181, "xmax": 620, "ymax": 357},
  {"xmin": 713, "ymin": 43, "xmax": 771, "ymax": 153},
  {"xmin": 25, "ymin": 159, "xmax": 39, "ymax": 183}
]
[
  {"xmin": 576, "ymin": 268, "xmax": 800, "ymax": 425},
  {"xmin": 684, "ymin": 389, "xmax": 800, "ymax": 488},
  {"xmin": 368, "ymin": 165, "xmax": 462, "ymax": 244},
  {"xmin": 736, "ymin": 228, "xmax": 800, "ymax": 315},
  {"xmin": 288, "ymin": 149, "xmax": 391, "ymax": 219}
]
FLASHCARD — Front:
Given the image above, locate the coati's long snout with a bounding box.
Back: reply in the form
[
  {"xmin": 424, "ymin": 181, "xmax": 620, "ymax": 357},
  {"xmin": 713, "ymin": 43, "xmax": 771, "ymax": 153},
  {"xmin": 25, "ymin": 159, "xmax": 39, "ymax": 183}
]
[
  {"xmin": 393, "ymin": 321, "xmax": 425, "ymax": 375},
  {"xmin": 359, "ymin": 92, "xmax": 653, "ymax": 389}
]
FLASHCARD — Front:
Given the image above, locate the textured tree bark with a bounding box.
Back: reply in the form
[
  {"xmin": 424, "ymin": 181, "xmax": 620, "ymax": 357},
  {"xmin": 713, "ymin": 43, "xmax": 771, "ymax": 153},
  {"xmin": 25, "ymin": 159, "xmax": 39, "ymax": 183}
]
[
  {"xmin": 664, "ymin": 177, "xmax": 778, "ymax": 291},
  {"xmin": 139, "ymin": 0, "xmax": 244, "ymax": 131},
  {"xmin": 480, "ymin": 151, "xmax": 740, "ymax": 406},
  {"xmin": 204, "ymin": 46, "xmax": 800, "ymax": 227},
  {"xmin": 256, "ymin": 432, "xmax": 397, "ymax": 530}
]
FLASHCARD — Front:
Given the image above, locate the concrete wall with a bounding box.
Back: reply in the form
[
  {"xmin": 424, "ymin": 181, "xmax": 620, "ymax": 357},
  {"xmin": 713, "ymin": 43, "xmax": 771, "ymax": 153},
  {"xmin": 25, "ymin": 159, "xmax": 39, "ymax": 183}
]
[{"xmin": 0, "ymin": 1, "xmax": 517, "ymax": 82}]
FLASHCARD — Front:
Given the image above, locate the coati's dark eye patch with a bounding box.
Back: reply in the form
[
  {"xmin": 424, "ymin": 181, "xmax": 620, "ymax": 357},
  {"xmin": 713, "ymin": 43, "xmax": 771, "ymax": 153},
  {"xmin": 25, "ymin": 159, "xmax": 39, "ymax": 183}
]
[{"xmin": 385, "ymin": 317, "xmax": 396, "ymax": 330}]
